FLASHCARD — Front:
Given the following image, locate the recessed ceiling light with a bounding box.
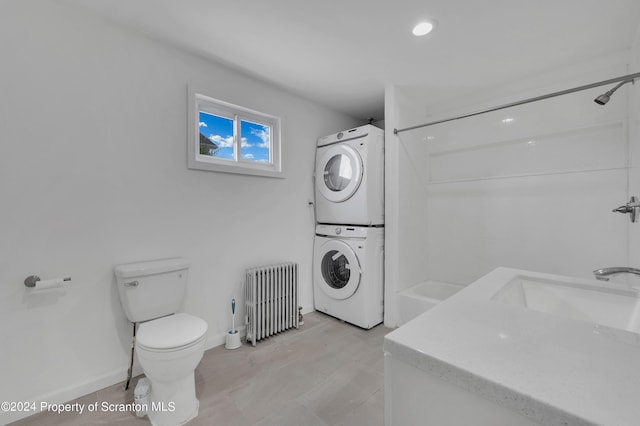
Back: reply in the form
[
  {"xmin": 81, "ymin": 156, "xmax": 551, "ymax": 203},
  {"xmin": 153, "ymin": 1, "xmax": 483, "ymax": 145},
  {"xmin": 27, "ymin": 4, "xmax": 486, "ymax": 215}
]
[{"xmin": 412, "ymin": 21, "xmax": 435, "ymax": 37}]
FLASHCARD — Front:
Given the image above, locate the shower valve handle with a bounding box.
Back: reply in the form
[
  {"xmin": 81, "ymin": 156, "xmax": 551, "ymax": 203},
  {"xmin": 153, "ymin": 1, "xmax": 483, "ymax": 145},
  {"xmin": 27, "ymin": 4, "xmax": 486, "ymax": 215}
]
[
  {"xmin": 613, "ymin": 196, "xmax": 639, "ymax": 223},
  {"xmin": 613, "ymin": 205, "xmax": 633, "ymax": 214}
]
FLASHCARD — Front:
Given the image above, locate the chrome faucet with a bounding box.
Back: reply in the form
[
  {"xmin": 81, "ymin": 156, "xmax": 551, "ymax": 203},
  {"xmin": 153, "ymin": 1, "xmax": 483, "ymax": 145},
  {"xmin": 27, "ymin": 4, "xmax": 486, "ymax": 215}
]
[{"xmin": 593, "ymin": 267, "xmax": 640, "ymax": 281}]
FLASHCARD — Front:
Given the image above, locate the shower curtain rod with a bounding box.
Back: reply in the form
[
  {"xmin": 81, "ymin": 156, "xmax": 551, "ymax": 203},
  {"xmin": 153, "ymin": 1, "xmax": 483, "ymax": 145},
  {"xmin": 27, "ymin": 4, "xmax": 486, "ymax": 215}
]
[{"xmin": 393, "ymin": 71, "xmax": 640, "ymax": 135}]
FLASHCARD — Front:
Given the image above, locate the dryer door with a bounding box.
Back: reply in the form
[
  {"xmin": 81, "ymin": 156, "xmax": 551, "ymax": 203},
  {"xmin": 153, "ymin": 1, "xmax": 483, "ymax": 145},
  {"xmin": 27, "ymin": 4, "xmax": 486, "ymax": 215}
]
[
  {"xmin": 317, "ymin": 144, "xmax": 363, "ymax": 202},
  {"xmin": 317, "ymin": 239, "xmax": 361, "ymax": 300}
]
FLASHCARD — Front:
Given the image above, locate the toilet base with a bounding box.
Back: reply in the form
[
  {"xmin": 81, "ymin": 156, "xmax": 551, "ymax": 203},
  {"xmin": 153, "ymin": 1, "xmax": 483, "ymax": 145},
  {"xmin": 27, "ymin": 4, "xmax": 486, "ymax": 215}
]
[{"xmin": 146, "ymin": 372, "xmax": 199, "ymax": 426}]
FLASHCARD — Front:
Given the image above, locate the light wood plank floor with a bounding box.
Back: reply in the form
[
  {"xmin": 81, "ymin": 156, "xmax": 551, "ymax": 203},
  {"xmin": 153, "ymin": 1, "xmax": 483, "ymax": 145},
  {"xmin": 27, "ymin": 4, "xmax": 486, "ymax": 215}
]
[{"xmin": 12, "ymin": 312, "xmax": 390, "ymax": 426}]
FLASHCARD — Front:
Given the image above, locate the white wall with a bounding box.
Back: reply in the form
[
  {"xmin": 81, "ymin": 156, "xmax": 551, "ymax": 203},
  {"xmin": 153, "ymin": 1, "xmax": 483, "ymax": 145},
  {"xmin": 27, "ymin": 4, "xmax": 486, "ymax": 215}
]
[
  {"xmin": 629, "ymin": 25, "xmax": 640, "ymax": 269},
  {"xmin": 385, "ymin": 51, "xmax": 636, "ymax": 327},
  {"xmin": 0, "ymin": 1, "xmax": 359, "ymax": 422},
  {"xmin": 384, "ymin": 87, "xmax": 432, "ymax": 327}
]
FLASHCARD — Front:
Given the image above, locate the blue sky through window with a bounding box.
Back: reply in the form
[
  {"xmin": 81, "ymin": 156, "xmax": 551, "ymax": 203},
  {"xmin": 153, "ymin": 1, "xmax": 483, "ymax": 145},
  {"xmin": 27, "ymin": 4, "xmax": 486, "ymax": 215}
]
[
  {"xmin": 240, "ymin": 120, "xmax": 270, "ymax": 163},
  {"xmin": 199, "ymin": 111, "xmax": 270, "ymax": 163}
]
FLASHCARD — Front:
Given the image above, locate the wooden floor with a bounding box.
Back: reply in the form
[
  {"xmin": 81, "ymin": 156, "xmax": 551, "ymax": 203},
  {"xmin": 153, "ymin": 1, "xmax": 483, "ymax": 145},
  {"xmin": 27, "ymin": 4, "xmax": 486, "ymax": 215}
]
[{"xmin": 13, "ymin": 312, "xmax": 390, "ymax": 426}]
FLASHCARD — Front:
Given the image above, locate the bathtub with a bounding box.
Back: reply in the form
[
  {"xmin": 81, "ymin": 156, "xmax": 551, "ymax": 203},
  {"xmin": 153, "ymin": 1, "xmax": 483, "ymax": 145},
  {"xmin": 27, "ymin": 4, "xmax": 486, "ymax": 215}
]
[{"xmin": 397, "ymin": 281, "xmax": 464, "ymax": 325}]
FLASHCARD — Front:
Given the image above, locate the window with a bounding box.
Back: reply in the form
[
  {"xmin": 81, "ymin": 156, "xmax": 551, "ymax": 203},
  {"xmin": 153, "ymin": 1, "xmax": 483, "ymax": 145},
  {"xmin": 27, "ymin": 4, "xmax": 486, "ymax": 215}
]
[{"xmin": 187, "ymin": 88, "xmax": 283, "ymax": 178}]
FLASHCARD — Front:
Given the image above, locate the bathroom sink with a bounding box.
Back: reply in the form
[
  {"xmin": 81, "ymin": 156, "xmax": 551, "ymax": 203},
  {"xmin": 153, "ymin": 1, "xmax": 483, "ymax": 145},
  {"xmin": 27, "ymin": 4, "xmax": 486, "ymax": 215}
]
[{"xmin": 491, "ymin": 274, "xmax": 640, "ymax": 333}]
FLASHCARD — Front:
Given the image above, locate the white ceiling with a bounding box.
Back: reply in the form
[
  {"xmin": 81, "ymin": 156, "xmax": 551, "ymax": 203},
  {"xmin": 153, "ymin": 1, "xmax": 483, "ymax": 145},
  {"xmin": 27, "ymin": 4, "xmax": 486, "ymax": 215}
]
[{"xmin": 62, "ymin": 0, "xmax": 640, "ymax": 121}]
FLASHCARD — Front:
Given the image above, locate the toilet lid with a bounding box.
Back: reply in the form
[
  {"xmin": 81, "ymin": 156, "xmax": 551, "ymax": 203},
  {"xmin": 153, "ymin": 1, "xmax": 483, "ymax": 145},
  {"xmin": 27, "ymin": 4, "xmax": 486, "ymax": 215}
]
[{"xmin": 137, "ymin": 313, "xmax": 208, "ymax": 350}]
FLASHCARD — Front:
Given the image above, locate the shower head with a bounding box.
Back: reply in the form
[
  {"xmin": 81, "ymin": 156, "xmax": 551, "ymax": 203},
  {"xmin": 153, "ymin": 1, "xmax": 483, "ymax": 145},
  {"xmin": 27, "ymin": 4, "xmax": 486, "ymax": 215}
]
[
  {"xmin": 594, "ymin": 93, "xmax": 611, "ymax": 105},
  {"xmin": 594, "ymin": 79, "xmax": 635, "ymax": 105}
]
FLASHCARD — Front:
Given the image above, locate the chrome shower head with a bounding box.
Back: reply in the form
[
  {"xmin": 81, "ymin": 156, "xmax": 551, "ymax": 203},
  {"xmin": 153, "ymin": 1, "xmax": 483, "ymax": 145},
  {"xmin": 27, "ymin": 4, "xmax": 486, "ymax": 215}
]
[
  {"xmin": 594, "ymin": 93, "xmax": 611, "ymax": 105},
  {"xmin": 594, "ymin": 79, "xmax": 634, "ymax": 105}
]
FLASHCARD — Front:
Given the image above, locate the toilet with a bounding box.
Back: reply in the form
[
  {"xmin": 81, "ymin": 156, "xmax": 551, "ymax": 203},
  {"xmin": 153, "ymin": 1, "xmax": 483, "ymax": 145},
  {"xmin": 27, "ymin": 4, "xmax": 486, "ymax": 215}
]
[{"xmin": 114, "ymin": 258, "xmax": 208, "ymax": 426}]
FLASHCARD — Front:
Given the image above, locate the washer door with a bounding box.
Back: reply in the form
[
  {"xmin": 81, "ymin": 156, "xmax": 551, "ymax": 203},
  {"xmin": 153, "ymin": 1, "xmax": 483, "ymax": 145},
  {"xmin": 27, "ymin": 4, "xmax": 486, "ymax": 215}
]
[
  {"xmin": 317, "ymin": 144, "xmax": 363, "ymax": 202},
  {"xmin": 318, "ymin": 239, "xmax": 361, "ymax": 300}
]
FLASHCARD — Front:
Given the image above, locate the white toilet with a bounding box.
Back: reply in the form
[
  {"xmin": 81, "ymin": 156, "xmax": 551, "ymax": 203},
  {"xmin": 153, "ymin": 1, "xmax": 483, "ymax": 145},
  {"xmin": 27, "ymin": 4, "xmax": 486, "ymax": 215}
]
[{"xmin": 114, "ymin": 258, "xmax": 208, "ymax": 426}]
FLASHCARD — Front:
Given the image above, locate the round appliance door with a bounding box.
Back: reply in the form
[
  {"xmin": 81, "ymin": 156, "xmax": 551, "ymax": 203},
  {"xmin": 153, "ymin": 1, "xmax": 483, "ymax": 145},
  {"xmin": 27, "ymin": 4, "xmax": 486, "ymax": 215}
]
[
  {"xmin": 318, "ymin": 239, "xmax": 361, "ymax": 300},
  {"xmin": 317, "ymin": 144, "xmax": 363, "ymax": 202}
]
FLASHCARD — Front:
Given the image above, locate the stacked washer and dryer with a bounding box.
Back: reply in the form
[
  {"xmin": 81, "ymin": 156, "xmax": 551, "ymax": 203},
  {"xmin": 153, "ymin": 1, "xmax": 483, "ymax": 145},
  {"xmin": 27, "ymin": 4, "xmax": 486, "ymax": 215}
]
[{"xmin": 313, "ymin": 125, "xmax": 384, "ymax": 329}]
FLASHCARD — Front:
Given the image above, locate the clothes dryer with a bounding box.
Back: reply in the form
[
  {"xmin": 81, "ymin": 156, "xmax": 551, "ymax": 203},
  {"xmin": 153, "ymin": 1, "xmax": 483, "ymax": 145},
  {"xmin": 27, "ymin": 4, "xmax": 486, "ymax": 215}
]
[
  {"xmin": 313, "ymin": 224, "xmax": 384, "ymax": 329},
  {"xmin": 315, "ymin": 125, "xmax": 384, "ymax": 226}
]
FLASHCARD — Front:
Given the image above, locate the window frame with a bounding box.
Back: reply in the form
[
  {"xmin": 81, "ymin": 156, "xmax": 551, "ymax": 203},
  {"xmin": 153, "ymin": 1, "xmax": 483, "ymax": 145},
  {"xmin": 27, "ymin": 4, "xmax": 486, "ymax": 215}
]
[{"xmin": 187, "ymin": 87, "xmax": 284, "ymax": 178}]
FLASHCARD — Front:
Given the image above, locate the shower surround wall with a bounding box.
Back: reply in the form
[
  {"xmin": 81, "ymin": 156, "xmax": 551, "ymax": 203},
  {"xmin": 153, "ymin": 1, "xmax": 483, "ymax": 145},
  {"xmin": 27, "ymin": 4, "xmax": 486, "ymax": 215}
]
[
  {"xmin": 385, "ymin": 51, "xmax": 637, "ymax": 327},
  {"xmin": 0, "ymin": 1, "xmax": 359, "ymax": 423},
  {"xmin": 629, "ymin": 27, "xmax": 640, "ymax": 276}
]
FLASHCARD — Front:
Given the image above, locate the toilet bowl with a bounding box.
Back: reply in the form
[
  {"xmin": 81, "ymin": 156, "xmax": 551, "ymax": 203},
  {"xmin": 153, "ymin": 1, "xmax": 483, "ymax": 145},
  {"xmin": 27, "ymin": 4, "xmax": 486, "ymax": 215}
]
[
  {"xmin": 114, "ymin": 258, "xmax": 208, "ymax": 426},
  {"xmin": 136, "ymin": 313, "xmax": 208, "ymax": 426}
]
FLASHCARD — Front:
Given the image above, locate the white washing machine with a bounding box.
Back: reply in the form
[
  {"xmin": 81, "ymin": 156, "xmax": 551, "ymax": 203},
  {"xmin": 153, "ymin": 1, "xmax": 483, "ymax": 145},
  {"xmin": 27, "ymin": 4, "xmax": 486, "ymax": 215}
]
[
  {"xmin": 315, "ymin": 125, "xmax": 384, "ymax": 226},
  {"xmin": 313, "ymin": 224, "xmax": 384, "ymax": 329}
]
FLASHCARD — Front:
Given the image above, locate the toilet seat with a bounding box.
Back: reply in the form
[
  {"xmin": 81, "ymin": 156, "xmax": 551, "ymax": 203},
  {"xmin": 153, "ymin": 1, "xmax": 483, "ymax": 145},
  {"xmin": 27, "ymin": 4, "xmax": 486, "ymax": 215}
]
[{"xmin": 137, "ymin": 313, "xmax": 207, "ymax": 351}]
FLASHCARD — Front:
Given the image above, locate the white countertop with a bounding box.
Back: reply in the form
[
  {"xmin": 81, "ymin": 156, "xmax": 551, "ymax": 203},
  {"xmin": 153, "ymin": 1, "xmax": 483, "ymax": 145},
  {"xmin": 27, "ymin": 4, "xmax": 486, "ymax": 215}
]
[{"xmin": 384, "ymin": 267, "xmax": 640, "ymax": 426}]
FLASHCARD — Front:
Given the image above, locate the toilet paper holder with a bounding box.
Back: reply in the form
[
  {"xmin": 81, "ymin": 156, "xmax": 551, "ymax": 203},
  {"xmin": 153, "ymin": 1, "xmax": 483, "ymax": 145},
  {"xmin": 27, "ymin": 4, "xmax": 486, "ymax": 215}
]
[{"xmin": 24, "ymin": 275, "xmax": 72, "ymax": 288}]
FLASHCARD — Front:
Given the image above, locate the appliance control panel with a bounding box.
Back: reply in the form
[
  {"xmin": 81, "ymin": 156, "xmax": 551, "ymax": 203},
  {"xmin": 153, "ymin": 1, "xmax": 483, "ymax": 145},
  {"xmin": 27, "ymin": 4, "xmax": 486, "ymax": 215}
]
[{"xmin": 315, "ymin": 224, "xmax": 376, "ymax": 238}]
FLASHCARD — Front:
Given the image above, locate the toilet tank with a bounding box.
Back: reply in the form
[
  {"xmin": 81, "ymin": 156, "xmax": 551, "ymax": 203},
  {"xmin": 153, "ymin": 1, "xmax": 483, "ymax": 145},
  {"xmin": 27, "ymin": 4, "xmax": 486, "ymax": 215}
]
[{"xmin": 114, "ymin": 258, "xmax": 191, "ymax": 323}]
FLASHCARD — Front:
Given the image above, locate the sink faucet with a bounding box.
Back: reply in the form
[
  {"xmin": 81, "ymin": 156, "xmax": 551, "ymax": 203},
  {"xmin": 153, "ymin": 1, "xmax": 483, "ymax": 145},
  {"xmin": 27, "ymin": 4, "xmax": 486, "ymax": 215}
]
[{"xmin": 593, "ymin": 267, "xmax": 640, "ymax": 281}]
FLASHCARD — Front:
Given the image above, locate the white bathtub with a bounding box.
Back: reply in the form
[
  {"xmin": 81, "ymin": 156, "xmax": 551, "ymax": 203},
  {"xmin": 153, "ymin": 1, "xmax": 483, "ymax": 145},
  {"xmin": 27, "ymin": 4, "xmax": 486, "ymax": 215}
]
[{"xmin": 397, "ymin": 281, "xmax": 464, "ymax": 325}]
